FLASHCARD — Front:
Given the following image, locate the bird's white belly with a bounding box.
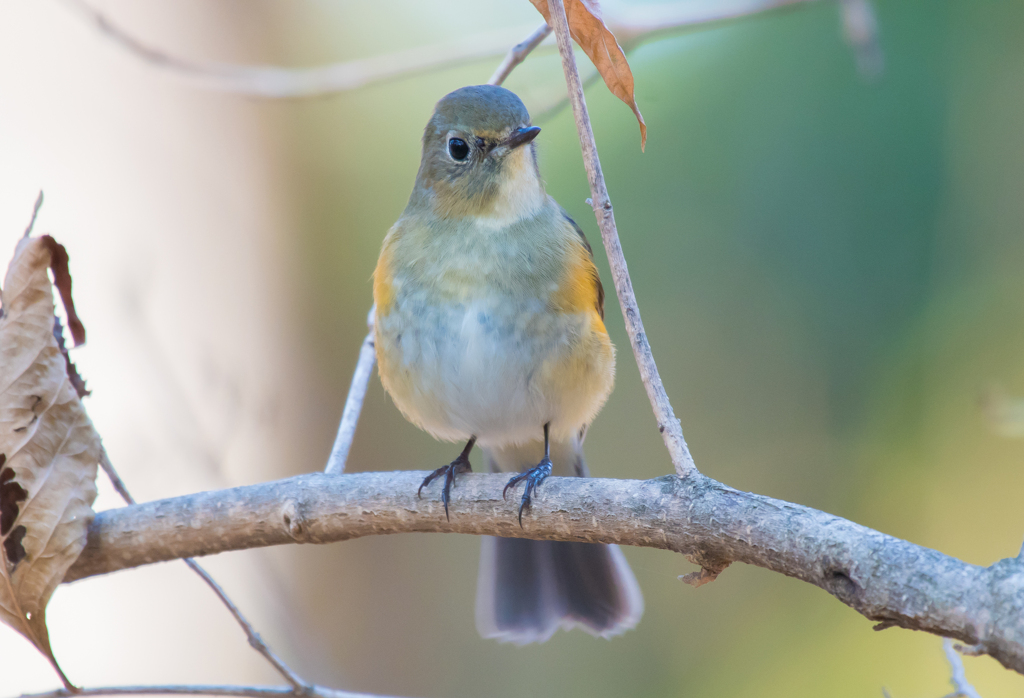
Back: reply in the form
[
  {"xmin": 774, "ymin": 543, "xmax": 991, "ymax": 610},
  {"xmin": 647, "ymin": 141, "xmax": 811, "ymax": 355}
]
[{"xmin": 377, "ymin": 294, "xmax": 581, "ymax": 447}]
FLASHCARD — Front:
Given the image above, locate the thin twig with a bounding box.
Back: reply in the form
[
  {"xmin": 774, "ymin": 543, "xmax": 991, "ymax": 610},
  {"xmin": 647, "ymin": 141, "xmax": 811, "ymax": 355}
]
[
  {"xmin": 23, "ymin": 191, "xmax": 44, "ymax": 239},
  {"xmin": 325, "ymin": 308, "xmax": 376, "ymax": 475},
  {"xmin": 60, "ymin": 0, "xmax": 833, "ymax": 99},
  {"xmin": 488, "ymin": 23, "xmax": 552, "ymax": 86},
  {"xmin": 98, "ymin": 449, "xmax": 309, "ymax": 692},
  {"xmin": 180, "ymin": 561, "xmax": 307, "ymax": 691},
  {"xmin": 546, "ymin": 0, "xmax": 697, "ymax": 478},
  {"xmin": 61, "ymin": 0, "xmax": 534, "ymax": 98},
  {"xmin": 97, "ymin": 448, "xmax": 133, "ymax": 503},
  {"xmin": 609, "ymin": 0, "xmax": 817, "ymax": 45},
  {"xmin": 15, "ymin": 684, "xmax": 407, "ymax": 698},
  {"xmin": 942, "ymin": 639, "xmax": 983, "ymax": 698},
  {"xmin": 838, "ymin": 0, "xmax": 883, "ymax": 77}
]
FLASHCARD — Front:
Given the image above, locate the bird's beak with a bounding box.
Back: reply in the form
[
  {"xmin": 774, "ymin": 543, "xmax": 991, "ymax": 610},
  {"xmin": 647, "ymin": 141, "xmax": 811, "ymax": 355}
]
[{"xmin": 505, "ymin": 126, "xmax": 541, "ymax": 150}]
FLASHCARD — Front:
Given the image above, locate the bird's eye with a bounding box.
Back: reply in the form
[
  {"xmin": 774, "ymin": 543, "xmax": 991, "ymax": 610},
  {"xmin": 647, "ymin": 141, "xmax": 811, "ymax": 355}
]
[{"xmin": 448, "ymin": 138, "xmax": 470, "ymax": 161}]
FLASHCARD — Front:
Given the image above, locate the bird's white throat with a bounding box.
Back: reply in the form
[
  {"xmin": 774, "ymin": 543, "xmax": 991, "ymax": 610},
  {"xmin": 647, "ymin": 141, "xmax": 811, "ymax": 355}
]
[{"xmin": 475, "ymin": 149, "xmax": 546, "ymax": 229}]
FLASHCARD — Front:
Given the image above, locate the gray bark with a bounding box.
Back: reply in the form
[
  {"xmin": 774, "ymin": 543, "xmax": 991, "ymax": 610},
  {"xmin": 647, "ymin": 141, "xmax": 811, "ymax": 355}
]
[{"xmin": 64, "ymin": 471, "xmax": 1024, "ymax": 675}]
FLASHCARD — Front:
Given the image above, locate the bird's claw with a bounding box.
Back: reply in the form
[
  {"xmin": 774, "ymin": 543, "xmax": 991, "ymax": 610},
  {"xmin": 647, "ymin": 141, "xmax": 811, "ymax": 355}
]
[
  {"xmin": 418, "ymin": 455, "xmax": 472, "ymax": 521},
  {"xmin": 503, "ymin": 457, "xmax": 552, "ymax": 527}
]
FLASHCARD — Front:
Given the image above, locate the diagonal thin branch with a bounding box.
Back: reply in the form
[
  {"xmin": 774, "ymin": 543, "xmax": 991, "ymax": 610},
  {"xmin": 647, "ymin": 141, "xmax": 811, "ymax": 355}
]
[
  {"xmin": 98, "ymin": 449, "xmax": 308, "ymax": 692},
  {"xmin": 179, "ymin": 561, "xmax": 307, "ymax": 690},
  {"xmin": 546, "ymin": 0, "xmax": 697, "ymax": 477},
  {"xmin": 23, "ymin": 191, "xmax": 44, "ymax": 239},
  {"xmin": 324, "ymin": 308, "xmax": 376, "ymax": 475},
  {"xmin": 488, "ymin": 23, "xmax": 552, "ymax": 86},
  {"xmin": 942, "ymin": 639, "xmax": 983, "ymax": 698}
]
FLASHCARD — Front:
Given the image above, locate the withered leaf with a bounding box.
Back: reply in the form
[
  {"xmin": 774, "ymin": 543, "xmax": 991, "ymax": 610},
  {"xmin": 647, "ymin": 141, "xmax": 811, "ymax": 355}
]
[
  {"xmin": 39, "ymin": 236, "xmax": 85, "ymax": 347},
  {"xmin": 530, "ymin": 0, "xmax": 647, "ymax": 150},
  {"xmin": 0, "ymin": 235, "xmax": 100, "ymax": 688}
]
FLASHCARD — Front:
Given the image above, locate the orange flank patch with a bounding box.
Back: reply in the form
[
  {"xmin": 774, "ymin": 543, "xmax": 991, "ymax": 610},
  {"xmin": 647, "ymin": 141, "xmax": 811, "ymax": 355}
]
[
  {"xmin": 373, "ymin": 241, "xmax": 395, "ymax": 315},
  {"xmin": 550, "ymin": 241, "xmax": 606, "ymax": 331},
  {"xmin": 541, "ymin": 241, "xmax": 616, "ymax": 433}
]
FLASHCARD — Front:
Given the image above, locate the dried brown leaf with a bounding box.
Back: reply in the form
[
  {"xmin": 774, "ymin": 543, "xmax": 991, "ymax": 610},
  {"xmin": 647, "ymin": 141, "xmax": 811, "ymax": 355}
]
[
  {"xmin": 0, "ymin": 236, "xmax": 100, "ymax": 688},
  {"xmin": 530, "ymin": 0, "xmax": 646, "ymax": 149},
  {"xmin": 39, "ymin": 236, "xmax": 85, "ymax": 347}
]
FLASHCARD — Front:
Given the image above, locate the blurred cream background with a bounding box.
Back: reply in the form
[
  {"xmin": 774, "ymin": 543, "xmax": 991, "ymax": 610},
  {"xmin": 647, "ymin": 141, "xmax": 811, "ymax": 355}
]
[
  {"xmin": 1, "ymin": 1, "xmax": 1024, "ymax": 697},
  {"xmin": 0, "ymin": 0, "xmax": 312, "ymax": 691}
]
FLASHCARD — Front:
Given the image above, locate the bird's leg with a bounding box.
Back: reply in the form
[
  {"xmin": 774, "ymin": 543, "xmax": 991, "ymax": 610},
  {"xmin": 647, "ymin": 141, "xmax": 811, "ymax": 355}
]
[
  {"xmin": 503, "ymin": 423, "xmax": 553, "ymax": 527},
  {"xmin": 418, "ymin": 436, "xmax": 476, "ymax": 521}
]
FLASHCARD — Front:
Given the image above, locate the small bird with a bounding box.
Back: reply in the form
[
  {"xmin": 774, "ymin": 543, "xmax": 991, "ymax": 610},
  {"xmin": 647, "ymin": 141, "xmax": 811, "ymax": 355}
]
[{"xmin": 373, "ymin": 84, "xmax": 642, "ymax": 643}]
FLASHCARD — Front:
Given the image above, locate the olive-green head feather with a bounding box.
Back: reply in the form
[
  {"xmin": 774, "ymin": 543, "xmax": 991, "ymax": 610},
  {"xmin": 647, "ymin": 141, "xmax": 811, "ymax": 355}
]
[{"xmin": 410, "ymin": 85, "xmax": 544, "ymax": 221}]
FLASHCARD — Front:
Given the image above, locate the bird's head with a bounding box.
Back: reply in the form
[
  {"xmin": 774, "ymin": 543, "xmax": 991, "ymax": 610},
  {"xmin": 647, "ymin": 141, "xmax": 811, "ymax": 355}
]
[{"xmin": 411, "ymin": 85, "xmax": 544, "ymax": 223}]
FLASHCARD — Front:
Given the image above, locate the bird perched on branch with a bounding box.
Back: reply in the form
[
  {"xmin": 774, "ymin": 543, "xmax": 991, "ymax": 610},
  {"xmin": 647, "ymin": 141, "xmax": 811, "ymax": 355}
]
[{"xmin": 373, "ymin": 84, "xmax": 642, "ymax": 643}]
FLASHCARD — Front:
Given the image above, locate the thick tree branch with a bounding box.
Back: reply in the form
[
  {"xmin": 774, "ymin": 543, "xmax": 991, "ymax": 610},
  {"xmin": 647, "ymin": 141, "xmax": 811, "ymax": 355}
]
[{"xmin": 64, "ymin": 471, "xmax": 1024, "ymax": 676}]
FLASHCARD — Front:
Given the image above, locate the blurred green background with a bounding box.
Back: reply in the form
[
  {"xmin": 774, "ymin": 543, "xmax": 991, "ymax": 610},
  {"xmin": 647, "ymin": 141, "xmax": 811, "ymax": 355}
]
[
  {"xmin": 4, "ymin": 0, "xmax": 1024, "ymax": 696},
  {"xmin": 285, "ymin": 1, "xmax": 1024, "ymax": 695}
]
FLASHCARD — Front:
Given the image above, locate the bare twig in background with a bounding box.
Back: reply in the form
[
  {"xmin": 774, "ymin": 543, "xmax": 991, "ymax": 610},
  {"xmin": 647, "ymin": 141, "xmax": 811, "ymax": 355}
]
[
  {"xmin": 58, "ymin": 0, "xmax": 865, "ymax": 99},
  {"xmin": 22, "ymin": 191, "xmax": 44, "ymax": 238},
  {"xmin": 324, "ymin": 308, "xmax": 376, "ymax": 475},
  {"xmin": 488, "ymin": 23, "xmax": 552, "ymax": 86},
  {"xmin": 63, "ymin": 470, "xmax": 1024, "ymax": 676},
  {"xmin": 62, "ymin": 0, "xmax": 537, "ymax": 97},
  {"xmin": 838, "ymin": 0, "xmax": 883, "ymax": 77},
  {"xmin": 887, "ymin": 639, "xmax": 986, "ymax": 698},
  {"xmin": 97, "ymin": 450, "xmax": 309, "ymax": 692},
  {"xmin": 178, "ymin": 561, "xmax": 307, "ymax": 691},
  {"xmin": 16, "ymin": 684, "xmax": 407, "ymax": 698},
  {"xmin": 97, "ymin": 448, "xmax": 133, "ymax": 503},
  {"xmin": 979, "ymin": 386, "xmax": 1024, "ymax": 438},
  {"xmin": 547, "ymin": 0, "xmax": 696, "ymax": 477},
  {"xmin": 606, "ymin": 0, "xmax": 814, "ymax": 45},
  {"xmin": 942, "ymin": 639, "xmax": 983, "ymax": 698}
]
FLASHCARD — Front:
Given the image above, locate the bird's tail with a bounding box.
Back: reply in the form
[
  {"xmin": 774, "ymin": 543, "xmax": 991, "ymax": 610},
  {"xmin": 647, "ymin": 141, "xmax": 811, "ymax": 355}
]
[{"xmin": 475, "ymin": 440, "xmax": 643, "ymax": 644}]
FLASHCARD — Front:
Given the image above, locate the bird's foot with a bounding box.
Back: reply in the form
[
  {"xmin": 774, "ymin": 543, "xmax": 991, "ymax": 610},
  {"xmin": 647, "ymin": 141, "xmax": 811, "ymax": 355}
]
[
  {"xmin": 502, "ymin": 457, "xmax": 553, "ymax": 527},
  {"xmin": 418, "ymin": 453, "xmax": 473, "ymax": 521}
]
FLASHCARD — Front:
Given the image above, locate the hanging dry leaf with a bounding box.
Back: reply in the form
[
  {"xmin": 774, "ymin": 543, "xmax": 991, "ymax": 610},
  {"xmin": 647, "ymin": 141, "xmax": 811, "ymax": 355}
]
[
  {"xmin": 530, "ymin": 0, "xmax": 647, "ymax": 150},
  {"xmin": 0, "ymin": 235, "xmax": 100, "ymax": 688}
]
